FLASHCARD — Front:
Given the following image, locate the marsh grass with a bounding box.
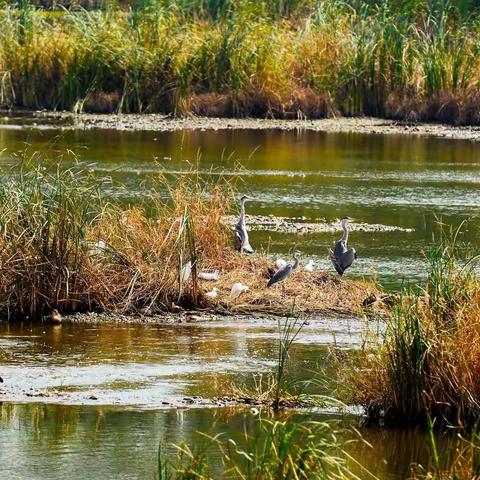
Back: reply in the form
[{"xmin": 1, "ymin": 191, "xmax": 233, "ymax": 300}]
[
  {"xmin": 0, "ymin": 156, "xmax": 234, "ymax": 318},
  {"xmin": 0, "ymin": 154, "xmax": 380, "ymax": 320},
  {"xmin": 226, "ymin": 310, "xmax": 312, "ymax": 408},
  {"xmin": 2, "ymin": 2, "xmax": 480, "ymax": 123},
  {"xmin": 410, "ymin": 419, "xmax": 480, "ymax": 479},
  {"xmin": 156, "ymin": 414, "xmax": 372, "ymax": 480},
  {"xmin": 341, "ymin": 225, "xmax": 480, "ymax": 427}
]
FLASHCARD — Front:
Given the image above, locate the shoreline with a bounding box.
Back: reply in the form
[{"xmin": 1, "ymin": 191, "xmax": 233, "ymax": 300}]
[{"xmin": 16, "ymin": 111, "xmax": 480, "ymax": 142}]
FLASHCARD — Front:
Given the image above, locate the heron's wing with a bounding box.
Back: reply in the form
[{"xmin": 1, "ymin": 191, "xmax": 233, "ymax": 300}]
[
  {"xmin": 329, "ymin": 253, "xmax": 345, "ymax": 275},
  {"xmin": 235, "ymin": 224, "xmax": 245, "ymax": 250},
  {"xmin": 338, "ymin": 248, "xmax": 356, "ymax": 272},
  {"xmin": 267, "ymin": 265, "xmax": 292, "ymax": 287},
  {"xmin": 334, "ymin": 240, "xmax": 347, "ymax": 257},
  {"xmin": 235, "ymin": 223, "xmax": 254, "ymax": 253}
]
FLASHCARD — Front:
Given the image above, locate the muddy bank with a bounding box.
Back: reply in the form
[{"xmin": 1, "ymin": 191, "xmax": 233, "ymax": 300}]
[
  {"xmin": 223, "ymin": 215, "xmax": 414, "ymax": 234},
  {"xmin": 24, "ymin": 111, "xmax": 480, "ymax": 142}
]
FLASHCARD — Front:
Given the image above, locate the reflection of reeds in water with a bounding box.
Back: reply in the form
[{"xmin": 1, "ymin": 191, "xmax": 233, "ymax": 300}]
[
  {"xmin": 341, "ymin": 224, "xmax": 480, "ymax": 427},
  {"xmin": 2, "ymin": 2, "xmax": 480, "ymax": 123}
]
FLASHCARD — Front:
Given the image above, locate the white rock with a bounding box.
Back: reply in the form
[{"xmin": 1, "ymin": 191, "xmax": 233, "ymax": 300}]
[{"xmin": 304, "ymin": 260, "xmax": 315, "ymax": 272}]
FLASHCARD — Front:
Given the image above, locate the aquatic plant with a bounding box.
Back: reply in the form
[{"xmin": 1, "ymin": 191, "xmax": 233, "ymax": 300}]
[
  {"xmin": 156, "ymin": 415, "xmax": 370, "ymax": 480},
  {"xmin": 0, "ymin": 156, "xmax": 233, "ymax": 318},
  {"xmin": 341, "ymin": 226, "xmax": 480, "ymax": 427},
  {"xmin": 2, "ymin": 2, "xmax": 480, "ymax": 123},
  {"xmin": 225, "ymin": 309, "xmax": 312, "ymax": 408},
  {"xmin": 410, "ymin": 418, "xmax": 480, "ymax": 479}
]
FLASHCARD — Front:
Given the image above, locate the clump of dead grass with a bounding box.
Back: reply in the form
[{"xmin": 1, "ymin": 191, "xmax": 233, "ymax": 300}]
[
  {"xmin": 340, "ymin": 227, "xmax": 480, "ymax": 427},
  {"xmin": 0, "ymin": 155, "xmax": 382, "ymax": 320}
]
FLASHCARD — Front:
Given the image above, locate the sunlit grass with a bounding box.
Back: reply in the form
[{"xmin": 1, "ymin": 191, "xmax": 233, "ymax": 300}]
[
  {"xmin": 156, "ymin": 414, "xmax": 374, "ymax": 480},
  {"xmin": 0, "ymin": 152, "xmax": 380, "ymax": 320},
  {"xmin": 340, "ymin": 225, "xmax": 480, "ymax": 427},
  {"xmin": 2, "ymin": 1, "xmax": 480, "ymax": 122}
]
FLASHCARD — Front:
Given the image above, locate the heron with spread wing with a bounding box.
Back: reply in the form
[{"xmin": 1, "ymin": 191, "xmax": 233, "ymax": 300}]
[
  {"xmin": 329, "ymin": 217, "xmax": 357, "ymax": 275},
  {"xmin": 267, "ymin": 252, "xmax": 299, "ymax": 290}
]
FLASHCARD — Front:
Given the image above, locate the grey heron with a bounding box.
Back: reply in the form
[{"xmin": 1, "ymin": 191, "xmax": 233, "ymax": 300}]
[
  {"xmin": 329, "ymin": 217, "xmax": 357, "ymax": 275},
  {"xmin": 267, "ymin": 252, "xmax": 299, "ymax": 289},
  {"xmin": 235, "ymin": 195, "xmax": 254, "ymax": 254}
]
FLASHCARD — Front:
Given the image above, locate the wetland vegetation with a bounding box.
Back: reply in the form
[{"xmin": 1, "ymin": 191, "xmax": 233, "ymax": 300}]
[
  {"xmin": 2, "ymin": 36, "xmax": 480, "ymax": 476},
  {"xmin": 3, "ymin": 0, "xmax": 480, "ymax": 123}
]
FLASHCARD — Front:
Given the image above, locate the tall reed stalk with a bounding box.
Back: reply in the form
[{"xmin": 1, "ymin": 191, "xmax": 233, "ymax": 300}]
[{"xmin": 342, "ymin": 226, "xmax": 480, "ymax": 427}]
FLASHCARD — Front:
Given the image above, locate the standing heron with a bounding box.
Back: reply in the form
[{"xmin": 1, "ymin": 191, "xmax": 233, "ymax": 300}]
[
  {"xmin": 235, "ymin": 195, "xmax": 254, "ymax": 254},
  {"xmin": 329, "ymin": 217, "xmax": 357, "ymax": 275},
  {"xmin": 267, "ymin": 252, "xmax": 299, "ymax": 291}
]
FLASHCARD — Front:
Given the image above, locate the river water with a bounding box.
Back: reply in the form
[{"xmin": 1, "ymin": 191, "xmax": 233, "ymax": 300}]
[{"xmin": 0, "ymin": 113, "xmax": 479, "ymax": 479}]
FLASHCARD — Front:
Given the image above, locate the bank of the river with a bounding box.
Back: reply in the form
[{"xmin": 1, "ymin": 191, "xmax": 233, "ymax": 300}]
[{"xmin": 39, "ymin": 112, "xmax": 480, "ymax": 142}]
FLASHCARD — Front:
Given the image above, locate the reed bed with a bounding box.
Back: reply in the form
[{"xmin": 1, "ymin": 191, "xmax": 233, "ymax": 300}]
[
  {"xmin": 2, "ymin": 1, "xmax": 480, "ymax": 123},
  {"xmin": 0, "ymin": 156, "xmax": 379, "ymax": 320},
  {"xmin": 340, "ymin": 228, "xmax": 480, "ymax": 427}
]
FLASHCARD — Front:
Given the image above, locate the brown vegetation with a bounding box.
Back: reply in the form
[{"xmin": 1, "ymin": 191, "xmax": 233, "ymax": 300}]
[
  {"xmin": 340, "ymin": 232, "xmax": 480, "ymax": 427},
  {"xmin": 0, "ymin": 158, "xmax": 381, "ymax": 321}
]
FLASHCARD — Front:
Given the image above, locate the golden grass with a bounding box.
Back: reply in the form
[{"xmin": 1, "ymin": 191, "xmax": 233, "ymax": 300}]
[
  {"xmin": 3, "ymin": 3, "xmax": 480, "ymax": 123},
  {"xmin": 0, "ymin": 160, "xmax": 381, "ymax": 320},
  {"xmin": 212, "ymin": 259, "xmax": 382, "ymax": 316},
  {"xmin": 340, "ymin": 235, "xmax": 480, "ymax": 427}
]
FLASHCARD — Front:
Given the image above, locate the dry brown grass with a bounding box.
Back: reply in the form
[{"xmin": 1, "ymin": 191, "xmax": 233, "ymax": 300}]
[
  {"xmin": 340, "ymin": 236, "xmax": 480, "ymax": 427},
  {"xmin": 0, "ymin": 161, "xmax": 380, "ymax": 320},
  {"xmin": 212, "ymin": 259, "xmax": 382, "ymax": 316}
]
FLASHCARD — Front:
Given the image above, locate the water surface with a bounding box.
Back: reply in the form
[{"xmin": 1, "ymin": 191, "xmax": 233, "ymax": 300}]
[
  {"xmin": 2, "ymin": 113, "xmax": 480, "ymax": 287},
  {"xmin": 1, "ymin": 113, "xmax": 480, "ymax": 479}
]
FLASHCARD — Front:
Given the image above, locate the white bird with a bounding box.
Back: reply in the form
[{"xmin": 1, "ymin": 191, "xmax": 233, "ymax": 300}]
[
  {"xmin": 198, "ymin": 271, "xmax": 220, "ymax": 281},
  {"xmin": 230, "ymin": 282, "xmax": 249, "ymax": 299},
  {"xmin": 205, "ymin": 287, "xmax": 219, "ymax": 299},
  {"xmin": 304, "ymin": 259, "xmax": 315, "ymax": 272},
  {"xmin": 275, "ymin": 258, "xmax": 287, "ymax": 270},
  {"xmin": 180, "ymin": 261, "xmax": 192, "ymax": 284}
]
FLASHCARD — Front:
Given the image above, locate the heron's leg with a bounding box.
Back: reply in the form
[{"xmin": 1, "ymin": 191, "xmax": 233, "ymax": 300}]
[{"xmin": 282, "ymin": 283, "xmax": 286, "ymax": 298}]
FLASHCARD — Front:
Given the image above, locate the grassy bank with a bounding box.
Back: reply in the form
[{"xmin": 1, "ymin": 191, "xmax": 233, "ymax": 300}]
[
  {"xmin": 0, "ymin": 156, "xmax": 380, "ymax": 320},
  {"xmin": 2, "ymin": 1, "xmax": 480, "ymax": 123},
  {"xmin": 341, "ymin": 228, "xmax": 480, "ymax": 427}
]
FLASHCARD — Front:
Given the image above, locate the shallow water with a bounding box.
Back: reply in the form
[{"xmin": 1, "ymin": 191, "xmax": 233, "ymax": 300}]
[
  {"xmin": 2, "ymin": 113, "xmax": 480, "ymax": 288},
  {"xmin": 1, "ymin": 113, "xmax": 480, "ymax": 478},
  {"xmin": 0, "ymin": 320, "xmax": 459, "ymax": 480}
]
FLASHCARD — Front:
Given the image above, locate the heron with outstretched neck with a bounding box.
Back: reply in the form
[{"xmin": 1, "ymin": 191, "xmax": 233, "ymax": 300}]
[
  {"xmin": 267, "ymin": 252, "xmax": 299, "ymax": 294},
  {"xmin": 329, "ymin": 217, "xmax": 357, "ymax": 275},
  {"xmin": 235, "ymin": 195, "xmax": 254, "ymax": 254}
]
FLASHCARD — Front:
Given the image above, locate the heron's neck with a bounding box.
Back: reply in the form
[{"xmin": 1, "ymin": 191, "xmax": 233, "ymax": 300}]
[
  {"xmin": 240, "ymin": 200, "xmax": 246, "ymax": 223},
  {"xmin": 341, "ymin": 222, "xmax": 349, "ymax": 243},
  {"xmin": 292, "ymin": 256, "xmax": 299, "ymax": 270}
]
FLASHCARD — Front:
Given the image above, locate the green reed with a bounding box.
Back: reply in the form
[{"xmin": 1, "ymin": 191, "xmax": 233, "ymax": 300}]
[
  {"xmin": 3, "ymin": 1, "xmax": 480, "ymax": 122},
  {"xmin": 0, "ymin": 156, "xmax": 105, "ymax": 318},
  {"xmin": 343, "ymin": 226, "xmax": 480, "ymax": 427},
  {"xmin": 156, "ymin": 415, "xmax": 367, "ymax": 480}
]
